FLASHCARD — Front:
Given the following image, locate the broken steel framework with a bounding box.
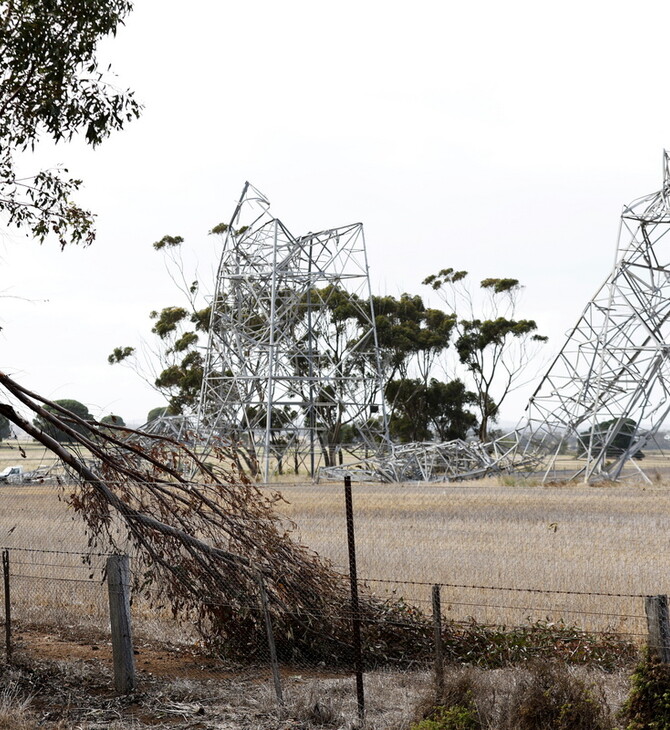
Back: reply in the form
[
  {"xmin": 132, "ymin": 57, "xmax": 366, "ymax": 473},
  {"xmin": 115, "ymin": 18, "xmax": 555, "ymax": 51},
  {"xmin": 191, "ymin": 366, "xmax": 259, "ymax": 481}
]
[
  {"xmin": 320, "ymin": 153, "xmax": 670, "ymax": 484},
  {"xmin": 196, "ymin": 183, "xmax": 388, "ymax": 482},
  {"xmin": 319, "ymin": 431, "xmax": 536, "ymax": 483},
  {"xmin": 521, "ymin": 152, "xmax": 670, "ymax": 482}
]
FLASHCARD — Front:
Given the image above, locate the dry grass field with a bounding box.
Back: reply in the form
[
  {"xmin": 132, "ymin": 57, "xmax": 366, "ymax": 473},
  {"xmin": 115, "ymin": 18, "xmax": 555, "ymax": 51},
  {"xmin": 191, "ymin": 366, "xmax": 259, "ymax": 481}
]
[
  {"xmin": 1, "ymin": 440, "xmax": 666, "ymax": 728},
  {"xmin": 2, "ymin": 439, "xmax": 670, "ymax": 644},
  {"xmin": 271, "ymin": 478, "xmax": 670, "ymax": 642}
]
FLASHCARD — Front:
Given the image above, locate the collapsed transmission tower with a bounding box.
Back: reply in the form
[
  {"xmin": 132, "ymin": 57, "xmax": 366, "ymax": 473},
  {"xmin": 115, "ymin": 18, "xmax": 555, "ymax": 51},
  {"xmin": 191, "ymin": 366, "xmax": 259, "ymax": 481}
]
[
  {"xmin": 523, "ymin": 151, "xmax": 670, "ymax": 482},
  {"xmin": 197, "ymin": 183, "xmax": 388, "ymax": 481}
]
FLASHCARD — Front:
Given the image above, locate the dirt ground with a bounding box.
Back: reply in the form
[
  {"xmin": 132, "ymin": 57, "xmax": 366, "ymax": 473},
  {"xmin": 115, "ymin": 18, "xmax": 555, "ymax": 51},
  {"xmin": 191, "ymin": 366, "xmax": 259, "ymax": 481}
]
[
  {"xmin": 2, "ymin": 622, "xmax": 430, "ymax": 729},
  {"xmin": 0, "ymin": 622, "xmax": 635, "ymax": 730}
]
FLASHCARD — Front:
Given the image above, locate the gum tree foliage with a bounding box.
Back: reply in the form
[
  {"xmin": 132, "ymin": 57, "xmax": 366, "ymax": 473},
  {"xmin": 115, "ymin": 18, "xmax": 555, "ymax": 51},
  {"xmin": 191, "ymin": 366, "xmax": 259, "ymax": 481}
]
[
  {"xmin": 108, "ymin": 231, "xmax": 211, "ymax": 414},
  {"xmin": 385, "ymin": 377, "xmax": 478, "ymax": 443},
  {"xmin": 146, "ymin": 406, "xmax": 169, "ymax": 423},
  {"xmin": 0, "ymin": 413, "xmax": 10, "ymax": 440},
  {"xmin": 372, "ymin": 293, "xmax": 478, "ymax": 441},
  {"xmin": 373, "ymin": 293, "xmax": 455, "ymax": 383},
  {"xmin": 32, "ymin": 398, "xmax": 92, "ymax": 441},
  {"xmin": 424, "ymin": 269, "xmax": 548, "ymax": 441},
  {"xmin": 578, "ymin": 417, "xmax": 644, "ymax": 460},
  {"xmin": 0, "ymin": 0, "xmax": 141, "ymax": 247},
  {"xmin": 100, "ymin": 413, "xmax": 125, "ymax": 427}
]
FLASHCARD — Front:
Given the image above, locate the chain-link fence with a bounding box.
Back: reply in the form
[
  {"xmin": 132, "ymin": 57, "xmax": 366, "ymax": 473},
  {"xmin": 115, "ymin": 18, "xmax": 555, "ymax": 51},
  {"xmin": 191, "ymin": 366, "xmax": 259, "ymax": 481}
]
[{"xmin": 0, "ymin": 465, "xmax": 667, "ymax": 724}]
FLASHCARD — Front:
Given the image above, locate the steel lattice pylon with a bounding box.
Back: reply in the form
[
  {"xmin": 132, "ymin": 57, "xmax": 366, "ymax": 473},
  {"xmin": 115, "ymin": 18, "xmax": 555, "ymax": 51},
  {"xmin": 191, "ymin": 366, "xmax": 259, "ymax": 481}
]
[
  {"xmin": 523, "ymin": 152, "xmax": 670, "ymax": 482},
  {"xmin": 196, "ymin": 183, "xmax": 388, "ymax": 481}
]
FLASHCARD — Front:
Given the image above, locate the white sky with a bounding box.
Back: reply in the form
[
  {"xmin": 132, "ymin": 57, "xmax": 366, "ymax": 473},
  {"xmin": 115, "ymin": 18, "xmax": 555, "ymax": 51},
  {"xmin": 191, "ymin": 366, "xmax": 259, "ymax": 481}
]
[{"xmin": 3, "ymin": 0, "xmax": 670, "ymax": 426}]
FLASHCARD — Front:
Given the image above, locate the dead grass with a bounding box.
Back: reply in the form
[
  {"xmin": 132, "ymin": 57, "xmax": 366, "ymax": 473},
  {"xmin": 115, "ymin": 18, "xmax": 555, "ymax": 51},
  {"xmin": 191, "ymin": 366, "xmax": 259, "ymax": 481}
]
[
  {"xmin": 270, "ymin": 480, "xmax": 670, "ymax": 639},
  {"xmin": 0, "ymin": 442, "xmax": 666, "ymax": 645},
  {"xmin": 0, "ymin": 466, "xmax": 668, "ymax": 641},
  {"xmin": 0, "ymin": 682, "xmax": 36, "ymax": 730},
  {"xmin": 0, "ymin": 648, "xmax": 636, "ymax": 729}
]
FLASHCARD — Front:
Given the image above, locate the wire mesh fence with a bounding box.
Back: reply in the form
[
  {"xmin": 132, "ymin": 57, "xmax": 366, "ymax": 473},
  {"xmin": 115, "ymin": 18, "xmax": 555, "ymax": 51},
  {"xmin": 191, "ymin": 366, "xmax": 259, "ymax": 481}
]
[{"xmin": 0, "ymin": 455, "xmax": 667, "ymax": 719}]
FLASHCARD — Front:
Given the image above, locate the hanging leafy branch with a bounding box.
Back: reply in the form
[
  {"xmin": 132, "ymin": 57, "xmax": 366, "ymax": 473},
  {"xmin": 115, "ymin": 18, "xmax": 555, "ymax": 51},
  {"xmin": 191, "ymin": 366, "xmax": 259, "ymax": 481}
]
[{"xmin": 0, "ymin": 0, "xmax": 141, "ymax": 246}]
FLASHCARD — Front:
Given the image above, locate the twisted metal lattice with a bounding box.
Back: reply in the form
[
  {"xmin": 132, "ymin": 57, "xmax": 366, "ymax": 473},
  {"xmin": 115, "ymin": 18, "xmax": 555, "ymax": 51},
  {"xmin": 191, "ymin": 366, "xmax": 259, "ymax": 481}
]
[{"xmin": 196, "ymin": 184, "xmax": 388, "ymax": 481}]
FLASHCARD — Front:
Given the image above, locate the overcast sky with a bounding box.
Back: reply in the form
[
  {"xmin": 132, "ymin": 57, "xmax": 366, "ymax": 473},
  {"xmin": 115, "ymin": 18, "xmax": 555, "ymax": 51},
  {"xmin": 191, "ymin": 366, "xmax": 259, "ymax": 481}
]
[{"xmin": 3, "ymin": 0, "xmax": 670, "ymax": 426}]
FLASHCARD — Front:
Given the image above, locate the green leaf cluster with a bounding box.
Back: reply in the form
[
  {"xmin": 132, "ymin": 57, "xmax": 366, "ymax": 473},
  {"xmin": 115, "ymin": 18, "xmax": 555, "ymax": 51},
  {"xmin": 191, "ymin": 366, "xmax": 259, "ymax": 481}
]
[
  {"xmin": 621, "ymin": 652, "xmax": 670, "ymax": 729},
  {"xmin": 0, "ymin": 0, "xmax": 141, "ymax": 246},
  {"xmin": 0, "ymin": 413, "xmax": 10, "ymax": 441}
]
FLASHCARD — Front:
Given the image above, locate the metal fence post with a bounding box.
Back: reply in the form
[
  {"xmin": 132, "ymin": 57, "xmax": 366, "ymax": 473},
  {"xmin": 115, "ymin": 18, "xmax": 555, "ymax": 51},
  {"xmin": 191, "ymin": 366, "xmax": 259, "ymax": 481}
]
[
  {"xmin": 257, "ymin": 571, "xmax": 284, "ymax": 708},
  {"xmin": 432, "ymin": 584, "xmax": 444, "ymax": 697},
  {"xmin": 344, "ymin": 475, "xmax": 365, "ymax": 722},
  {"xmin": 2, "ymin": 550, "xmax": 10, "ymax": 662}
]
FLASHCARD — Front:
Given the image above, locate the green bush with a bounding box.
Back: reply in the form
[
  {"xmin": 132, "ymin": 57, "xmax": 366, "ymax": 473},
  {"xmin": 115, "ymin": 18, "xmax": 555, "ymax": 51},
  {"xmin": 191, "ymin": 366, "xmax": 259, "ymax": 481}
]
[{"xmin": 621, "ymin": 652, "xmax": 670, "ymax": 729}]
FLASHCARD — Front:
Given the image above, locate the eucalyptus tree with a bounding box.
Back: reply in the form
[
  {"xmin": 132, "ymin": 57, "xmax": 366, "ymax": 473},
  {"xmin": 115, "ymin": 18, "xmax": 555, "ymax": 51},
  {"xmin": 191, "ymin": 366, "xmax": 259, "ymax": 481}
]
[
  {"xmin": 423, "ymin": 269, "xmax": 548, "ymax": 440},
  {"xmin": 0, "ymin": 0, "xmax": 141, "ymax": 246},
  {"xmin": 0, "ymin": 413, "xmax": 10, "ymax": 440},
  {"xmin": 32, "ymin": 398, "xmax": 92, "ymax": 442}
]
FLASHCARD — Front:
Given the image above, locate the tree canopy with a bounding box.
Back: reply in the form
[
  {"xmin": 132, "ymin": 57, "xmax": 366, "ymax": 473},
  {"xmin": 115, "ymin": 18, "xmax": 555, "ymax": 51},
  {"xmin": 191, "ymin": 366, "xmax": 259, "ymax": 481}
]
[
  {"xmin": 146, "ymin": 406, "xmax": 170, "ymax": 423},
  {"xmin": 0, "ymin": 0, "xmax": 140, "ymax": 247},
  {"xmin": 100, "ymin": 413, "xmax": 125, "ymax": 427},
  {"xmin": 579, "ymin": 417, "xmax": 644, "ymax": 460},
  {"xmin": 424, "ymin": 269, "xmax": 547, "ymax": 440},
  {"xmin": 0, "ymin": 413, "xmax": 10, "ymax": 440},
  {"xmin": 110, "ymin": 237, "xmax": 549, "ymax": 476},
  {"xmin": 33, "ymin": 398, "xmax": 92, "ymax": 442}
]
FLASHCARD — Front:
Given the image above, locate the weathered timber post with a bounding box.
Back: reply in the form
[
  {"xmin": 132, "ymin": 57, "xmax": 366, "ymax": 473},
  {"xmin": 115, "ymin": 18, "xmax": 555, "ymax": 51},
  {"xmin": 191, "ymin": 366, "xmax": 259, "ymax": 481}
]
[
  {"xmin": 645, "ymin": 595, "xmax": 670, "ymax": 664},
  {"xmin": 256, "ymin": 571, "xmax": 284, "ymax": 708},
  {"xmin": 107, "ymin": 554, "xmax": 136, "ymax": 692},
  {"xmin": 432, "ymin": 584, "xmax": 444, "ymax": 697},
  {"xmin": 2, "ymin": 550, "xmax": 10, "ymax": 661},
  {"xmin": 344, "ymin": 475, "xmax": 365, "ymax": 722}
]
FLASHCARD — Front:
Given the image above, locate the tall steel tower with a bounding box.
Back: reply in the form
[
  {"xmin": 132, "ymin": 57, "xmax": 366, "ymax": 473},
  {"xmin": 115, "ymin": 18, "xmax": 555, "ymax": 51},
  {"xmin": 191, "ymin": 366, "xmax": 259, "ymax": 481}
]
[
  {"xmin": 524, "ymin": 152, "xmax": 670, "ymax": 481},
  {"xmin": 197, "ymin": 183, "xmax": 388, "ymax": 481}
]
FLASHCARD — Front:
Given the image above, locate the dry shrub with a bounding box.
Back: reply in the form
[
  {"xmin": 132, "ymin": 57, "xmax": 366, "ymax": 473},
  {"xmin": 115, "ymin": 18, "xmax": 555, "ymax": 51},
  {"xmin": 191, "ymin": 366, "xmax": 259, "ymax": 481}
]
[
  {"xmin": 498, "ymin": 661, "xmax": 614, "ymax": 730},
  {"xmin": 411, "ymin": 668, "xmax": 491, "ymax": 730},
  {"xmin": 287, "ymin": 683, "xmax": 344, "ymax": 727},
  {"xmin": 0, "ymin": 683, "xmax": 35, "ymax": 730}
]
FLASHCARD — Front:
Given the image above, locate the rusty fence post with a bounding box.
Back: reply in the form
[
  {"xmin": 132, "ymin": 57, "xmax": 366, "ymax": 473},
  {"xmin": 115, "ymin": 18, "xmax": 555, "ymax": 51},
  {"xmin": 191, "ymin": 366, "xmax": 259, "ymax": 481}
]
[{"xmin": 432, "ymin": 584, "xmax": 444, "ymax": 697}]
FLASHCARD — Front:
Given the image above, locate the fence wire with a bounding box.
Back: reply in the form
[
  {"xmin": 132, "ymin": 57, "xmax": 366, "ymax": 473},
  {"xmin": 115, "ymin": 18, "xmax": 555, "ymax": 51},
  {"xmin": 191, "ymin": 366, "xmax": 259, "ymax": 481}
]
[{"xmin": 0, "ymin": 453, "xmax": 666, "ymax": 713}]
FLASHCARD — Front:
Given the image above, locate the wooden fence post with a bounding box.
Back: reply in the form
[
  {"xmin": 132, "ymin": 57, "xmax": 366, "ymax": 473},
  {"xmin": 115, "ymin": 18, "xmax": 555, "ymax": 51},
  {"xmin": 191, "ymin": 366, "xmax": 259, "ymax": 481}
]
[
  {"xmin": 2, "ymin": 550, "xmax": 10, "ymax": 662},
  {"xmin": 257, "ymin": 571, "xmax": 283, "ymax": 708},
  {"xmin": 107, "ymin": 554, "xmax": 136, "ymax": 693},
  {"xmin": 645, "ymin": 595, "xmax": 670, "ymax": 664}
]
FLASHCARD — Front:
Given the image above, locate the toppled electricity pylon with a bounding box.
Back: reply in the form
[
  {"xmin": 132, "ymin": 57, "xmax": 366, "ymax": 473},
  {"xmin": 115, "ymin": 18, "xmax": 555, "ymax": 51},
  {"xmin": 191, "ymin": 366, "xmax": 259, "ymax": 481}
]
[
  {"xmin": 319, "ymin": 430, "xmax": 536, "ymax": 482},
  {"xmin": 196, "ymin": 183, "xmax": 388, "ymax": 481},
  {"xmin": 522, "ymin": 151, "xmax": 670, "ymax": 482}
]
